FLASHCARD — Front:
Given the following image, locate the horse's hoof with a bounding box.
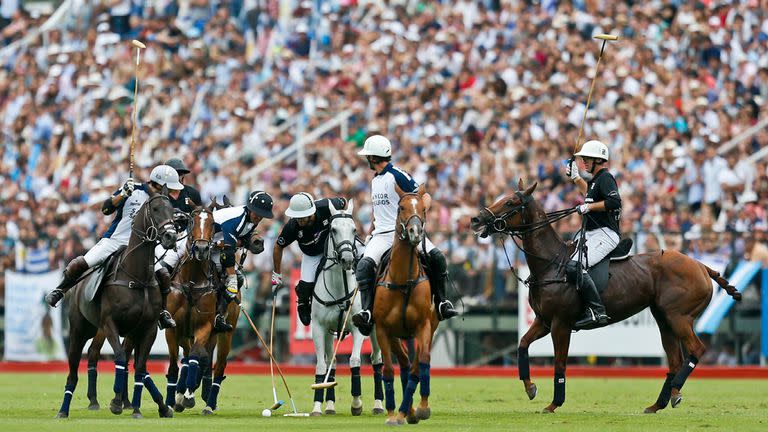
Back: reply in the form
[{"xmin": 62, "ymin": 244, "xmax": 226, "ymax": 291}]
[
  {"xmin": 373, "ymin": 407, "xmax": 385, "ymax": 415},
  {"xmin": 373, "ymin": 399, "xmax": 384, "ymax": 415},
  {"xmin": 385, "ymin": 417, "xmax": 402, "ymax": 426},
  {"xmin": 643, "ymin": 404, "xmax": 659, "ymax": 414},
  {"xmin": 55, "ymin": 411, "xmax": 68, "ymax": 419},
  {"xmin": 202, "ymin": 406, "xmax": 215, "ymax": 416},
  {"xmin": 325, "ymin": 409, "xmax": 336, "ymax": 415},
  {"xmin": 310, "ymin": 411, "xmax": 322, "ymax": 417},
  {"xmin": 131, "ymin": 411, "xmax": 143, "ymax": 419},
  {"xmin": 174, "ymin": 403, "xmax": 185, "ymax": 413},
  {"xmin": 123, "ymin": 399, "xmax": 131, "ymax": 410},
  {"xmin": 87, "ymin": 402, "xmax": 100, "ymax": 411},
  {"xmin": 671, "ymin": 394, "xmax": 682, "ymax": 408},
  {"xmin": 541, "ymin": 405, "xmax": 556, "ymax": 414},
  {"xmin": 183, "ymin": 396, "xmax": 195, "ymax": 409},
  {"xmin": 109, "ymin": 400, "xmax": 123, "ymax": 415},
  {"xmin": 526, "ymin": 383, "xmax": 538, "ymax": 400},
  {"xmin": 351, "ymin": 405, "xmax": 362, "ymax": 416},
  {"xmin": 416, "ymin": 406, "xmax": 431, "ymax": 420},
  {"xmin": 159, "ymin": 405, "xmax": 174, "ymax": 418},
  {"xmin": 406, "ymin": 409, "xmax": 420, "ymax": 424}
]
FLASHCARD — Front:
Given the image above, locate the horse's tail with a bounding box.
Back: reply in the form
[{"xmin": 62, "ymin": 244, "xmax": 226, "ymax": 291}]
[{"xmin": 704, "ymin": 265, "xmax": 742, "ymax": 301}]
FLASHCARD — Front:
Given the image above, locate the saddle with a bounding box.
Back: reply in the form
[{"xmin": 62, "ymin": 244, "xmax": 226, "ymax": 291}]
[
  {"xmin": 578, "ymin": 237, "xmax": 633, "ymax": 293},
  {"xmin": 78, "ymin": 246, "xmax": 127, "ymax": 327},
  {"xmin": 375, "ymin": 248, "xmax": 430, "ymax": 290}
]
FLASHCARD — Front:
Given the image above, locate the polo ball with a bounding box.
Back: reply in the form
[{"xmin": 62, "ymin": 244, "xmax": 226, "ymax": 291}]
[{"xmin": 262, "ymin": 408, "xmax": 272, "ymax": 417}]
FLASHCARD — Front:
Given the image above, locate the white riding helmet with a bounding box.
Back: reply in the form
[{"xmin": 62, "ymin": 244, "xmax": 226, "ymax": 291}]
[
  {"xmin": 574, "ymin": 139, "xmax": 609, "ymax": 161},
  {"xmin": 149, "ymin": 164, "xmax": 184, "ymax": 190},
  {"xmin": 285, "ymin": 192, "xmax": 316, "ymax": 218},
  {"xmin": 358, "ymin": 135, "xmax": 392, "ymax": 158}
]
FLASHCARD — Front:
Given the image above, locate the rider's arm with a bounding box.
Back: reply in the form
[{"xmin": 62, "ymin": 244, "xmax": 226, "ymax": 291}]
[
  {"xmin": 573, "ymin": 177, "xmax": 588, "ymax": 195},
  {"xmin": 584, "ymin": 176, "xmax": 621, "ymax": 213},
  {"xmin": 273, "ymin": 223, "xmax": 295, "ymax": 274},
  {"xmin": 273, "ymin": 244, "xmax": 284, "ymax": 274},
  {"xmin": 102, "ymin": 192, "xmax": 126, "ymax": 215}
]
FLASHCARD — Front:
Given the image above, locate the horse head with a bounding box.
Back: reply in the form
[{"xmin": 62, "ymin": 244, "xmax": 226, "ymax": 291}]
[
  {"xmin": 396, "ymin": 184, "xmax": 429, "ymax": 247},
  {"xmin": 471, "ymin": 180, "xmax": 538, "ymax": 238},
  {"xmin": 328, "ymin": 198, "xmax": 357, "ymax": 271},
  {"xmin": 142, "ymin": 184, "xmax": 177, "ymax": 250},
  {"xmin": 188, "ymin": 206, "xmax": 215, "ymax": 261}
]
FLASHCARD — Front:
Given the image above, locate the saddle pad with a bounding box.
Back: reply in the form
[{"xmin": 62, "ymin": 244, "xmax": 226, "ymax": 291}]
[
  {"xmin": 609, "ymin": 238, "xmax": 633, "ymax": 261},
  {"xmin": 78, "ymin": 246, "xmax": 127, "ymax": 327},
  {"xmin": 588, "ymin": 258, "xmax": 610, "ymax": 294},
  {"xmin": 375, "ymin": 248, "xmax": 430, "ymax": 289}
]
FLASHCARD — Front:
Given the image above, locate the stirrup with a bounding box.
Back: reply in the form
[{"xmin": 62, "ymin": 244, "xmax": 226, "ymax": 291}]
[
  {"xmin": 158, "ymin": 310, "xmax": 176, "ymax": 330},
  {"xmin": 438, "ymin": 301, "xmax": 458, "ymax": 320},
  {"xmin": 45, "ymin": 289, "xmax": 65, "ymax": 307},
  {"xmin": 214, "ymin": 314, "xmax": 233, "ymax": 332},
  {"xmin": 352, "ymin": 310, "xmax": 373, "ymax": 336}
]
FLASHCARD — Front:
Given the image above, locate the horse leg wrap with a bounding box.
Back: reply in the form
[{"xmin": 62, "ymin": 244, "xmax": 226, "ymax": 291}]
[
  {"xmin": 399, "ymin": 366, "xmax": 409, "ymax": 398},
  {"xmin": 165, "ymin": 373, "xmax": 177, "ymax": 407},
  {"xmin": 419, "ymin": 363, "xmax": 431, "ymax": 397},
  {"xmin": 143, "ymin": 374, "xmax": 164, "ymax": 405},
  {"xmin": 373, "ymin": 363, "xmax": 384, "ymax": 400},
  {"xmin": 113, "ymin": 360, "xmax": 128, "ymax": 395},
  {"xmin": 186, "ymin": 356, "xmax": 200, "ymax": 393},
  {"xmin": 553, "ymin": 372, "xmax": 566, "ymax": 406},
  {"xmin": 87, "ymin": 362, "xmax": 98, "ymax": 402},
  {"xmin": 383, "ymin": 376, "xmax": 396, "ymax": 412},
  {"xmin": 132, "ymin": 372, "xmax": 145, "ymax": 409},
  {"xmin": 59, "ymin": 384, "xmax": 76, "ymax": 414},
  {"xmin": 655, "ymin": 373, "xmax": 676, "ymax": 408},
  {"xmin": 398, "ymin": 374, "xmax": 419, "ymax": 414},
  {"xmin": 177, "ymin": 358, "xmax": 189, "ymax": 394},
  {"xmin": 518, "ymin": 347, "xmax": 530, "ymax": 381},
  {"xmin": 351, "ymin": 366, "xmax": 362, "ymax": 397},
  {"xmin": 326, "ymin": 369, "xmax": 336, "ymax": 402},
  {"xmin": 201, "ymin": 370, "xmax": 213, "ymax": 401},
  {"xmin": 122, "ymin": 369, "xmax": 129, "ymax": 403},
  {"xmin": 206, "ymin": 376, "xmax": 225, "ymax": 410},
  {"xmin": 314, "ymin": 374, "xmax": 325, "ymax": 403},
  {"xmin": 671, "ymin": 355, "xmax": 699, "ymax": 391}
]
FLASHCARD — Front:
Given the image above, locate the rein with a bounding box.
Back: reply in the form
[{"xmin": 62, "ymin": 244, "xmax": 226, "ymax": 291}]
[
  {"xmin": 119, "ymin": 194, "xmax": 176, "ymax": 289},
  {"xmin": 315, "ymin": 213, "xmax": 358, "ymax": 309}
]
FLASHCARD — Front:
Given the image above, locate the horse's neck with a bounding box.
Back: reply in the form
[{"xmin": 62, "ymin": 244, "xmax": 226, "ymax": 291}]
[
  {"xmin": 389, "ymin": 237, "xmax": 419, "ymax": 285},
  {"xmin": 521, "ymin": 207, "xmax": 565, "ymax": 279},
  {"xmin": 180, "ymin": 257, "xmax": 210, "ymax": 285},
  {"xmin": 317, "ymin": 257, "xmax": 349, "ymax": 301},
  {"xmin": 122, "ymin": 222, "xmax": 155, "ymax": 281}
]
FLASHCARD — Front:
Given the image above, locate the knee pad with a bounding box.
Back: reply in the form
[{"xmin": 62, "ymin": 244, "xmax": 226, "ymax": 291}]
[
  {"xmin": 565, "ymin": 260, "xmax": 581, "ymax": 284},
  {"xmin": 236, "ymin": 269, "xmax": 244, "ymax": 289},
  {"xmin": 219, "ymin": 249, "xmax": 235, "ymax": 267},
  {"xmin": 427, "ymin": 249, "xmax": 447, "ymax": 274},
  {"xmin": 295, "ymin": 280, "xmax": 315, "ymax": 300},
  {"xmin": 355, "ymin": 257, "xmax": 376, "ymax": 287}
]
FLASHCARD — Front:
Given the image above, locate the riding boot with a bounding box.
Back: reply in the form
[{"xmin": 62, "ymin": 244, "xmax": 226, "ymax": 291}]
[
  {"xmin": 426, "ymin": 249, "xmax": 458, "ymax": 321},
  {"xmin": 214, "ymin": 275, "xmax": 236, "ymax": 332},
  {"xmin": 155, "ymin": 267, "xmax": 176, "ymax": 329},
  {"xmin": 45, "ymin": 256, "xmax": 89, "ymax": 307},
  {"xmin": 295, "ymin": 281, "xmax": 314, "ymax": 326},
  {"xmin": 574, "ymin": 271, "xmax": 609, "ymax": 329},
  {"xmin": 351, "ymin": 257, "xmax": 376, "ymax": 336}
]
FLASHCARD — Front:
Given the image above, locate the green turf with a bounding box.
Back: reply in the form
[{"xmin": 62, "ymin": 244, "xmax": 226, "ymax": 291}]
[{"xmin": 0, "ymin": 373, "xmax": 765, "ymax": 431}]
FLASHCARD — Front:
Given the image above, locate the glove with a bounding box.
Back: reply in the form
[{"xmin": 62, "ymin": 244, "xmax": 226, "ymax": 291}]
[
  {"xmin": 271, "ymin": 271, "xmax": 283, "ymax": 292},
  {"xmin": 565, "ymin": 160, "xmax": 579, "ymax": 181},
  {"xmin": 120, "ymin": 178, "xmax": 135, "ymax": 197},
  {"xmin": 225, "ymin": 274, "xmax": 238, "ymax": 301},
  {"xmin": 576, "ymin": 203, "xmax": 590, "ymax": 215},
  {"xmin": 173, "ymin": 211, "xmax": 189, "ymax": 231}
]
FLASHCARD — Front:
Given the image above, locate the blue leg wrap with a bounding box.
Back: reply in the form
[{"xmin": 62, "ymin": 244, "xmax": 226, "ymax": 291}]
[
  {"xmin": 314, "ymin": 374, "xmax": 324, "ymax": 403},
  {"xmin": 419, "ymin": 363, "xmax": 430, "ymax": 397},
  {"xmin": 113, "ymin": 360, "xmax": 127, "ymax": 395},
  {"xmin": 87, "ymin": 362, "xmax": 98, "ymax": 401},
  {"xmin": 398, "ymin": 374, "xmax": 419, "ymax": 414},
  {"xmin": 351, "ymin": 366, "xmax": 362, "ymax": 397},
  {"xmin": 206, "ymin": 376, "xmax": 225, "ymax": 410},
  {"xmin": 186, "ymin": 356, "xmax": 200, "ymax": 392},
  {"xmin": 59, "ymin": 384, "xmax": 76, "ymax": 414},
  {"xmin": 383, "ymin": 376, "xmax": 396, "ymax": 412},
  {"xmin": 553, "ymin": 372, "xmax": 566, "ymax": 406},
  {"xmin": 671, "ymin": 355, "xmax": 699, "ymax": 391},
  {"xmin": 143, "ymin": 374, "xmax": 164, "ymax": 405},
  {"xmin": 165, "ymin": 373, "xmax": 177, "ymax": 407},
  {"xmin": 131, "ymin": 372, "xmax": 145, "ymax": 409},
  {"xmin": 518, "ymin": 347, "xmax": 530, "ymax": 381},
  {"xmin": 177, "ymin": 358, "xmax": 189, "ymax": 394},
  {"xmin": 326, "ymin": 369, "xmax": 336, "ymax": 402}
]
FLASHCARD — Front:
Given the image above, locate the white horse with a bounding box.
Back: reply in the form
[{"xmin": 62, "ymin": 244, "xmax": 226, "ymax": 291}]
[{"xmin": 310, "ymin": 199, "xmax": 384, "ymax": 416}]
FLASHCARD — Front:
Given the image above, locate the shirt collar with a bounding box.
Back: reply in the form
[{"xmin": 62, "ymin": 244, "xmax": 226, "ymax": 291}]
[{"xmin": 375, "ymin": 162, "xmax": 393, "ymax": 177}]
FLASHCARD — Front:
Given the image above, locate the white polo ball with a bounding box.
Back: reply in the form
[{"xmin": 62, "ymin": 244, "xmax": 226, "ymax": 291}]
[{"xmin": 262, "ymin": 408, "xmax": 272, "ymax": 417}]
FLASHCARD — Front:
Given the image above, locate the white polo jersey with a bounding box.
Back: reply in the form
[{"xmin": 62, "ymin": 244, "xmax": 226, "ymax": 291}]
[
  {"xmin": 370, "ymin": 163, "xmax": 418, "ymax": 235},
  {"xmin": 102, "ymin": 184, "xmax": 151, "ymax": 243}
]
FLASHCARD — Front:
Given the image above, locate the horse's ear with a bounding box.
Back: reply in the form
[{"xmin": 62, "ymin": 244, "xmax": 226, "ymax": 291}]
[
  {"xmin": 346, "ymin": 198, "xmax": 354, "ymax": 214},
  {"xmin": 517, "ymin": 178, "xmax": 524, "ymax": 190},
  {"xmin": 395, "ymin": 184, "xmax": 405, "ymax": 198},
  {"xmin": 524, "ymin": 182, "xmax": 538, "ymax": 196},
  {"xmin": 223, "ymin": 195, "xmax": 232, "ymax": 207},
  {"xmin": 207, "ymin": 198, "xmax": 217, "ymax": 212},
  {"xmin": 418, "ymin": 182, "xmax": 427, "ymax": 197},
  {"xmin": 329, "ymin": 200, "xmax": 339, "ymax": 216}
]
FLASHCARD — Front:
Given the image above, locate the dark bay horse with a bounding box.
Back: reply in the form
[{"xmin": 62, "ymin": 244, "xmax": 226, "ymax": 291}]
[
  {"xmin": 164, "ymin": 206, "xmax": 217, "ymax": 413},
  {"xmin": 55, "ymin": 187, "xmax": 177, "ymax": 418},
  {"xmin": 470, "ymin": 181, "xmax": 741, "ymax": 414},
  {"xmin": 374, "ymin": 186, "xmax": 438, "ymax": 426}
]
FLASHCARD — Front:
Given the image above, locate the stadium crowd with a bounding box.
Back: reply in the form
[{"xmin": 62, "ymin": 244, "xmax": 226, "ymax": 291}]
[{"xmin": 2, "ymin": 1, "xmax": 768, "ymax": 364}]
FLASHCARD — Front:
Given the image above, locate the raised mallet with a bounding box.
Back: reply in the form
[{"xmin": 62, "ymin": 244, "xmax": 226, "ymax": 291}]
[
  {"xmin": 574, "ymin": 34, "xmax": 619, "ymax": 153},
  {"xmin": 128, "ymin": 39, "xmax": 146, "ymax": 178}
]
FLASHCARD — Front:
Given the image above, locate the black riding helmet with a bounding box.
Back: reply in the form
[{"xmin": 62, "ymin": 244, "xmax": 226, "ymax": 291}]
[
  {"xmin": 165, "ymin": 158, "xmax": 190, "ymax": 175},
  {"xmin": 247, "ymin": 190, "xmax": 274, "ymax": 219}
]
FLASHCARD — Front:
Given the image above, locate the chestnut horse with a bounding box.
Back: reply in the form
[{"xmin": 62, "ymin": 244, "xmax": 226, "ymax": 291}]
[
  {"xmin": 374, "ymin": 186, "xmax": 438, "ymax": 426},
  {"xmin": 164, "ymin": 206, "xmax": 217, "ymax": 413},
  {"xmin": 470, "ymin": 181, "xmax": 741, "ymax": 413}
]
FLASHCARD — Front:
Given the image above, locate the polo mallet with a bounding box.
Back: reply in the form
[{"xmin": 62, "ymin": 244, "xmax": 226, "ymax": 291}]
[
  {"xmin": 128, "ymin": 39, "xmax": 146, "ymax": 178},
  {"xmin": 310, "ymin": 282, "xmax": 360, "ymax": 391},
  {"xmin": 574, "ymin": 34, "xmax": 619, "ymax": 154},
  {"xmin": 268, "ymin": 289, "xmax": 284, "ymax": 411},
  {"xmin": 240, "ymin": 306, "xmax": 304, "ymax": 416}
]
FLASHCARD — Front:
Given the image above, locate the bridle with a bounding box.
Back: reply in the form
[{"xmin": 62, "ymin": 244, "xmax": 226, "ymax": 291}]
[
  {"xmin": 187, "ymin": 208, "xmax": 214, "ymax": 262},
  {"xmin": 316, "ymin": 211, "xmax": 359, "ymax": 309},
  {"xmin": 396, "ymin": 193, "xmax": 426, "ymax": 243},
  {"xmin": 122, "ymin": 194, "xmax": 177, "ymax": 288},
  {"xmin": 326, "ymin": 213, "xmax": 359, "ymax": 264}
]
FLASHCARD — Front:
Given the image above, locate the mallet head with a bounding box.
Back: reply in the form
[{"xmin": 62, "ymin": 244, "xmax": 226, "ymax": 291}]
[
  {"xmin": 594, "ymin": 34, "xmax": 619, "ymax": 41},
  {"xmin": 131, "ymin": 39, "xmax": 146, "ymax": 49}
]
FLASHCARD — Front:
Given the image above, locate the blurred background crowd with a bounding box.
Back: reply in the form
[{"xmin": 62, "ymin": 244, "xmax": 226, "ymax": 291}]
[{"xmin": 2, "ymin": 0, "xmax": 767, "ymax": 365}]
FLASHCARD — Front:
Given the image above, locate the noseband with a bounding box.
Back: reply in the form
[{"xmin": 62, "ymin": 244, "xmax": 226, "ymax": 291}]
[
  {"xmin": 327, "ymin": 213, "xmax": 358, "ymax": 262},
  {"xmin": 396, "ymin": 193, "xmax": 426, "ymax": 241},
  {"xmin": 133, "ymin": 194, "xmax": 176, "ymax": 243},
  {"xmin": 481, "ymin": 191, "xmax": 532, "ymax": 234},
  {"xmin": 188, "ymin": 209, "xmax": 214, "ymax": 259}
]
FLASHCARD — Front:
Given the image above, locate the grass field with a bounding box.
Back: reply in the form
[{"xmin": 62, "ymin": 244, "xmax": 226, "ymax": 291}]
[{"xmin": 1, "ymin": 373, "xmax": 765, "ymax": 431}]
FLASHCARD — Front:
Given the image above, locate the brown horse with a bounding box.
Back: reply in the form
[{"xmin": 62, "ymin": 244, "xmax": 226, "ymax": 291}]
[
  {"xmin": 470, "ymin": 180, "xmax": 742, "ymax": 414},
  {"xmin": 163, "ymin": 206, "xmax": 217, "ymax": 413},
  {"xmin": 54, "ymin": 188, "xmax": 177, "ymax": 418},
  {"xmin": 374, "ymin": 186, "xmax": 438, "ymax": 426}
]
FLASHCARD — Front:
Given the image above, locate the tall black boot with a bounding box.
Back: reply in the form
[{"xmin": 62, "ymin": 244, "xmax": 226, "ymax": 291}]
[
  {"xmin": 45, "ymin": 256, "xmax": 89, "ymax": 307},
  {"xmin": 427, "ymin": 249, "xmax": 458, "ymax": 320},
  {"xmin": 351, "ymin": 257, "xmax": 376, "ymax": 336},
  {"xmin": 155, "ymin": 267, "xmax": 176, "ymax": 329},
  {"xmin": 295, "ymin": 281, "xmax": 314, "ymax": 326},
  {"xmin": 574, "ymin": 272, "xmax": 609, "ymax": 329}
]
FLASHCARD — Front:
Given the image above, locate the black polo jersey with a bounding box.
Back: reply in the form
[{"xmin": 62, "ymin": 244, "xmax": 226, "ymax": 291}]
[
  {"xmin": 170, "ymin": 184, "xmax": 202, "ymax": 213},
  {"xmin": 585, "ymin": 169, "xmax": 622, "ymax": 235},
  {"xmin": 276, "ymin": 197, "xmax": 347, "ymax": 256}
]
